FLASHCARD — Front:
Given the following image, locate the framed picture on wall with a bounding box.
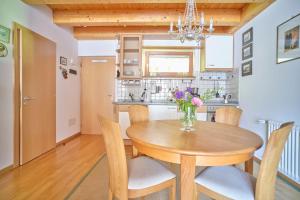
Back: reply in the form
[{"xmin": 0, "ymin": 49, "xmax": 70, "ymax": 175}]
[
  {"xmin": 0, "ymin": 42, "xmax": 8, "ymax": 57},
  {"xmin": 242, "ymin": 27, "xmax": 253, "ymax": 46},
  {"xmin": 277, "ymin": 13, "xmax": 300, "ymax": 64},
  {"xmin": 242, "ymin": 43, "xmax": 253, "ymax": 60},
  {"xmin": 60, "ymin": 56, "xmax": 67, "ymax": 66},
  {"xmin": 0, "ymin": 25, "xmax": 10, "ymax": 43},
  {"xmin": 241, "ymin": 60, "xmax": 252, "ymax": 76}
]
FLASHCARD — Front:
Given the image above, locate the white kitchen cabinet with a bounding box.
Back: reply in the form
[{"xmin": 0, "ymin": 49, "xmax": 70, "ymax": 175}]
[
  {"xmin": 118, "ymin": 105, "xmax": 207, "ymax": 139},
  {"xmin": 204, "ymin": 35, "xmax": 233, "ymax": 71},
  {"xmin": 149, "ymin": 105, "xmax": 207, "ymax": 121},
  {"xmin": 148, "ymin": 105, "xmax": 179, "ymax": 120},
  {"xmin": 119, "ymin": 112, "xmax": 130, "ymax": 139},
  {"xmin": 196, "ymin": 113, "xmax": 207, "ymax": 121}
]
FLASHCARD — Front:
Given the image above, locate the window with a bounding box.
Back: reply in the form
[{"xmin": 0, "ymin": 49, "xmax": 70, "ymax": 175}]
[{"xmin": 144, "ymin": 51, "xmax": 193, "ymax": 77}]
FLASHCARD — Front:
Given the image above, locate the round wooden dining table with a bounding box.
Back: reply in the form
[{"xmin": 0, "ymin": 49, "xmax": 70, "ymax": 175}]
[{"xmin": 127, "ymin": 120, "xmax": 263, "ymax": 200}]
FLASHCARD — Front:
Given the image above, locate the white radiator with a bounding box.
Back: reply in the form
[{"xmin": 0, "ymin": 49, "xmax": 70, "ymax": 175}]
[{"xmin": 266, "ymin": 120, "xmax": 300, "ymax": 184}]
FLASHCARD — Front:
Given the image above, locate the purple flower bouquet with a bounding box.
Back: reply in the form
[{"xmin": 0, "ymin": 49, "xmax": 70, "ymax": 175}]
[{"xmin": 174, "ymin": 88, "xmax": 203, "ymax": 131}]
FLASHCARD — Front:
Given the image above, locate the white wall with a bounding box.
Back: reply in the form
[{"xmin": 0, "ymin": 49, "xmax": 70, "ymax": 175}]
[
  {"xmin": 78, "ymin": 40, "xmax": 118, "ymax": 56},
  {"xmin": 234, "ymin": 0, "xmax": 300, "ymax": 158},
  {"xmin": 0, "ymin": 0, "xmax": 80, "ymax": 170}
]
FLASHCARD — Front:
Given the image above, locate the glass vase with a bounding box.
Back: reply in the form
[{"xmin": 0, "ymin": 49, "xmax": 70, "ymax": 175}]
[{"xmin": 180, "ymin": 106, "xmax": 196, "ymax": 132}]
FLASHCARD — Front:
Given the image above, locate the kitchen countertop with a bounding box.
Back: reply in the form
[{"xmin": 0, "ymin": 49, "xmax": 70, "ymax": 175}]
[{"xmin": 113, "ymin": 100, "xmax": 239, "ymax": 106}]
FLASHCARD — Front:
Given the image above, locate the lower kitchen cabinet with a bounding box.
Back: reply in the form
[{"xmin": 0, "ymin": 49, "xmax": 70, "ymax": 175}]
[
  {"xmin": 148, "ymin": 105, "xmax": 178, "ymax": 120},
  {"xmin": 119, "ymin": 112, "xmax": 131, "ymax": 139},
  {"xmin": 196, "ymin": 113, "xmax": 207, "ymax": 121},
  {"xmin": 114, "ymin": 104, "xmax": 208, "ymax": 139}
]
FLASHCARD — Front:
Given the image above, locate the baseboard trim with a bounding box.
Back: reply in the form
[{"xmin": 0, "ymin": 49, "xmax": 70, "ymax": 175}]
[
  {"xmin": 0, "ymin": 165, "xmax": 13, "ymax": 176},
  {"xmin": 123, "ymin": 139, "xmax": 132, "ymax": 146},
  {"xmin": 254, "ymin": 156, "xmax": 300, "ymax": 190},
  {"xmin": 56, "ymin": 132, "xmax": 81, "ymax": 147}
]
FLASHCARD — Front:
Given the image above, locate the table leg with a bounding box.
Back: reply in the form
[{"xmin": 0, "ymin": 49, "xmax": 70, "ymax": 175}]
[
  {"xmin": 245, "ymin": 157, "xmax": 254, "ymax": 175},
  {"xmin": 180, "ymin": 155, "xmax": 196, "ymax": 200}
]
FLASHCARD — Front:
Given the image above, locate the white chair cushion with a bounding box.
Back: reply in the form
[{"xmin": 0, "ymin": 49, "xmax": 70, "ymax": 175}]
[
  {"xmin": 128, "ymin": 156, "xmax": 176, "ymax": 190},
  {"xmin": 195, "ymin": 166, "xmax": 256, "ymax": 200}
]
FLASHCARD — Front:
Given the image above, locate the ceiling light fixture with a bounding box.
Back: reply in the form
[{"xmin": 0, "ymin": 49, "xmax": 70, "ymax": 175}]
[{"xmin": 168, "ymin": 0, "xmax": 214, "ymax": 45}]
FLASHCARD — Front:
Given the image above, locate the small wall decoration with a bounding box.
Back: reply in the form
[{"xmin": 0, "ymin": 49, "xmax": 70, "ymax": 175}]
[
  {"xmin": 242, "ymin": 60, "xmax": 252, "ymax": 76},
  {"xmin": 60, "ymin": 56, "xmax": 67, "ymax": 66},
  {"xmin": 277, "ymin": 13, "xmax": 300, "ymax": 64},
  {"xmin": 242, "ymin": 43, "xmax": 253, "ymax": 60},
  {"xmin": 69, "ymin": 69, "xmax": 77, "ymax": 75},
  {"xmin": 0, "ymin": 25, "xmax": 10, "ymax": 43},
  {"xmin": 242, "ymin": 27, "xmax": 253, "ymax": 46},
  {"xmin": 0, "ymin": 42, "xmax": 8, "ymax": 57},
  {"xmin": 59, "ymin": 66, "xmax": 68, "ymax": 79}
]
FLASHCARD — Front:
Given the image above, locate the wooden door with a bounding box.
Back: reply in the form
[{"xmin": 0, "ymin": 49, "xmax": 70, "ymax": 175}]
[
  {"xmin": 81, "ymin": 56, "xmax": 115, "ymax": 134},
  {"xmin": 18, "ymin": 25, "xmax": 56, "ymax": 165}
]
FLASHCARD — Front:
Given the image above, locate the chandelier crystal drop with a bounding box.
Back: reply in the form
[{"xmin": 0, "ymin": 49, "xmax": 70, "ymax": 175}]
[{"xmin": 168, "ymin": 0, "xmax": 214, "ymax": 45}]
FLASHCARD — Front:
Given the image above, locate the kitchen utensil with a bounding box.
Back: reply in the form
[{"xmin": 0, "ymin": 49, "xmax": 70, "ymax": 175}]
[
  {"xmin": 193, "ymin": 87, "xmax": 199, "ymax": 96},
  {"xmin": 155, "ymin": 86, "xmax": 162, "ymax": 93},
  {"xmin": 215, "ymin": 81, "xmax": 220, "ymax": 98},
  {"xmin": 223, "ymin": 94, "xmax": 232, "ymax": 104},
  {"xmin": 215, "ymin": 90, "xmax": 220, "ymax": 98},
  {"xmin": 140, "ymin": 88, "xmax": 147, "ymax": 102}
]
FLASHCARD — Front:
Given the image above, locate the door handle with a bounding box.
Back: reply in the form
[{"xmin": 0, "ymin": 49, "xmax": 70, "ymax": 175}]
[
  {"xmin": 23, "ymin": 96, "xmax": 36, "ymax": 104},
  {"xmin": 23, "ymin": 96, "xmax": 36, "ymax": 101}
]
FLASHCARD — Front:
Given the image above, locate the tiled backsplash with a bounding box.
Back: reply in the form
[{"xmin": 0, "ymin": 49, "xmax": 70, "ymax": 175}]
[{"xmin": 116, "ymin": 70, "xmax": 239, "ymax": 102}]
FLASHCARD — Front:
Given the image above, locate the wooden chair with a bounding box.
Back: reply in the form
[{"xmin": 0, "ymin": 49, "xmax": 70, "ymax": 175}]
[
  {"xmin": 128, "ymin": 105, "xmax": 149, "ymax": 157},
  {"xmin": 215, "ymin": 107, "xmax": 243, "ymax": 168},
  {"xmin": 98, "ymin": 116, "xmax": 176, "ymax": 200},
  {"xmin": 215, "ymin": 107, "xmax": 242, "ymax": 127},
  {"xmin": 128, "ymin": 105, "xmax": 149, "ymax": 124},
  {"xmin": 194, "ymin": 122, "xmax": 294, "ymax": 200}
]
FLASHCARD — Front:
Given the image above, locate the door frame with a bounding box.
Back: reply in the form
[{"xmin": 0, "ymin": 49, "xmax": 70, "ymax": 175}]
[{"xmin": 13, "ymin": 22, "xmax": 22, "ymax": 167}]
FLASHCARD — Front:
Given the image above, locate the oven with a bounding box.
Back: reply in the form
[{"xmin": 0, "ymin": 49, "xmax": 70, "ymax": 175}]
[
  {"xmin": 207, "ymin": 105, "xmax": 223, "ymax": 122},
  {"xmin": 206, "ymin": 105, "xmax": 239, "ymax": 122}
]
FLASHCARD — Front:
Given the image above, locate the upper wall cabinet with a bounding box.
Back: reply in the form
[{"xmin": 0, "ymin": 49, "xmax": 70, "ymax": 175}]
[
  {"xmin": 201, "ymin": 35, "xmax": 233, "ymax": 72},
  {"xmin": 118, "ymin": 34, "xmax": 142, "ymax": 79}
]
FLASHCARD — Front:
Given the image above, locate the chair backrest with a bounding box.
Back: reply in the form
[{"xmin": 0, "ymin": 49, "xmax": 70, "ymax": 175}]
[
  {"xmin": 215, "ymin": 107, "xmax": 242, "ymax": 126},
  {"xmin": 98, "ymin": 116, "xmax": 128, "ymax": 199},
  {"xmin": 128, "ymin": 105, "xmax": 149, "ymax": 125},
  {"xmin": 255, "ymin": 122, "xmax": 294, "ymax": 200}
]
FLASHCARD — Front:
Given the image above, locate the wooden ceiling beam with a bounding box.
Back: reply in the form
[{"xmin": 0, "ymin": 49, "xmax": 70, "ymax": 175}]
[
  {"xmin": 229, "ymin": 0, "xmax": 275, "ymax": 33},
  {"xmin": 54, "ymin": 9, "xmax": 240, "ymax": 27},
  {"xmin": 23, "ymin": 0, "xmax": 266, "ymax": 4},
  {"xmin": 73, "ymin": 26, "xmax": 233, "ymax": 39}
]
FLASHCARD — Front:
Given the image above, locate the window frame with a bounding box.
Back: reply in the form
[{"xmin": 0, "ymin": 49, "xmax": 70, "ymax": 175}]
[{"xmin": 144, "ymin": 51, "xmax": 193, "ymax": 77}]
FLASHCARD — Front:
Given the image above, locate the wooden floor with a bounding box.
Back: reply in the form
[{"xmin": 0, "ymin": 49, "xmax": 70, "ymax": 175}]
[
  {"xmin": 0, "ymin": 134, "xmax": 299, "ymax": 200},
  {"xmin": 68, "ymin": 149, "xmax": 300, "ymax": 200},
  {"xmin": 0, "ymin": 134, "xmax": 105, "ymax": 200}
]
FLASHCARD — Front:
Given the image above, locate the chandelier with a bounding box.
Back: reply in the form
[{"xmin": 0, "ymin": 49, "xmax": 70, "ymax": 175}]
[{"xmin": 168, "ymin": 0, "xmax": 214, "ymax": 45}]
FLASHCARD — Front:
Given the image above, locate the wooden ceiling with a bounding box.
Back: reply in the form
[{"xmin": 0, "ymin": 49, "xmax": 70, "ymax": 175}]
[{"xmin": 23, "ymin": 0, "xmax": 275, "ymax": 39}]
